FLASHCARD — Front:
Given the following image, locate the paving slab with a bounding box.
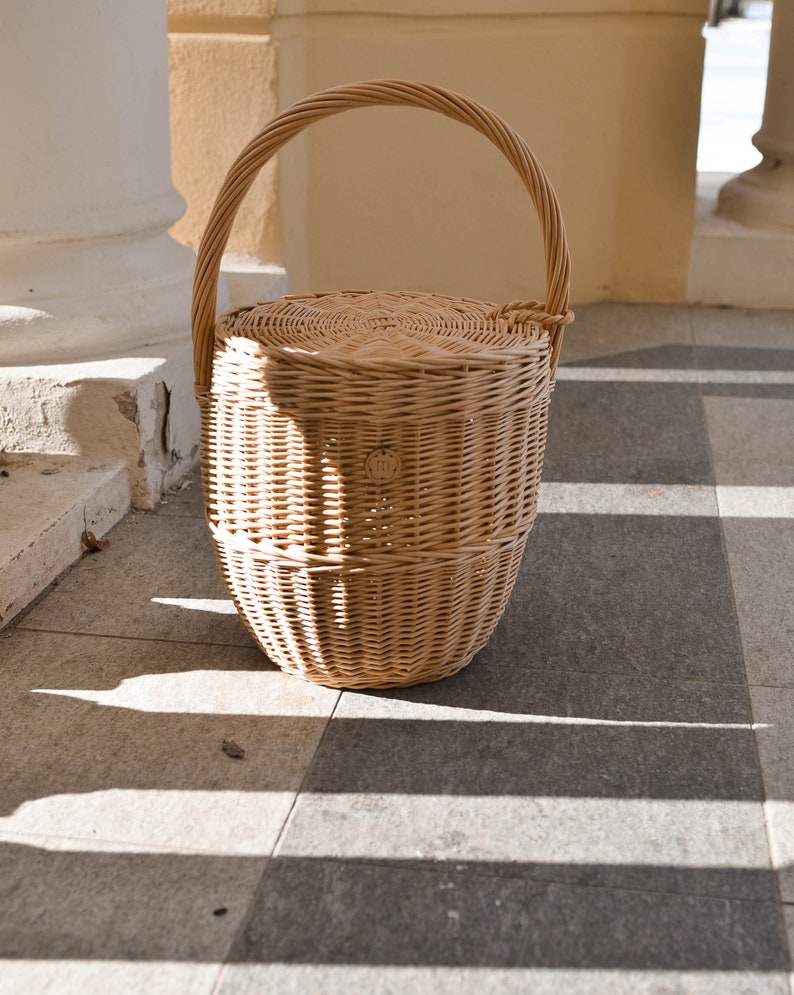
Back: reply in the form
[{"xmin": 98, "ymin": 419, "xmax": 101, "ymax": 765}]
[
  {"xmin": 559, "ymin": 303, "xmax": 694, "ymax": 365},
  {"xmin": 295, "ymin": 693, "xmax": 762, "ymax": 802},
  {"xmin": 0, "ymin": 838, "xmax": 266, "ymax": 964},
  {"xmin": 703, "ymin": 396, "xmax": 794, "ymax": 487},
  {"xmin": 365, "ymin": 657, "xmax": 752, "ymax": 725},
  {"xmin": 0, "ymin": 961, "xmax": 222, "ymax": 995},
  {"xmin": 690, "ymin": 307, "xmax": 794, "ymax": 352},
  {"xmin": 486, "ymin": 513, "xmax": 744, "ymax": 682},
  {"xmin": 544, "ymin": 381, "xmax": 713, "ymax": 485},
  {"xmin": 749, "ymin": 687, "xmax": 794, "ymax": 903},
  {"xmin": 277, "ymin": 683, "xmax": 769, "ymax": 900},
  {"xmin": 721, "ymin": 520, "xmax": 794, "ymax": 687},
  {"xmin": 223, "ymin": 855, "xmax": 788, "ymax": 973},
  {"xmin": 0, "ymin": 630, "xmax": 338, "ymax": 853},
  {"xmin": 17, "ymin": 511, "xmax": 254, "ymax": 647},
  {"xmin": 218, "ymin": 964, "xmax": 790, "ymax": 995},
  {"xmin": 279, "ymin": 791, "xmax": 773, "ymax": 900}
]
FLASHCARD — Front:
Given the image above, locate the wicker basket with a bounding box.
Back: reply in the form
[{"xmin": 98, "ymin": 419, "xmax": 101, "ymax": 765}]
[{"xmin": 191, "ymin": 79, "xmax": 572, "ymax": 689}]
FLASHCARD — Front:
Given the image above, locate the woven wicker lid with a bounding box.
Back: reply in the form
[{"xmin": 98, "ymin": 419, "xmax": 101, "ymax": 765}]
[{"xmin": 218, "ymin": 290, "xmax": 551, "ymax": 369}]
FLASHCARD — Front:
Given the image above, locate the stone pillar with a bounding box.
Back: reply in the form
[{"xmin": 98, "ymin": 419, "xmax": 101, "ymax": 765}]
[
  {"xmin": 717, "ymin": 0, "xmax": 794, "ymax": 231},
  {"xmin": 0, "ymin": 0, "xmax": 204, "ymax": 507}
]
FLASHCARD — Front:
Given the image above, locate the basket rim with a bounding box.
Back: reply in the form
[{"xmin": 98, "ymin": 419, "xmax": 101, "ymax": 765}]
[{"xmin": 215, "ymin": 289, "xmax": 553, "ymax": 374}]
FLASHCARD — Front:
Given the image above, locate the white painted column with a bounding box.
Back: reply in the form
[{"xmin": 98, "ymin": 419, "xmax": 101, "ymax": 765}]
[
  {"xmin": 0, "ymin": 0, "xmax": 211, "ymax": 512},
  {"xmin": 717, "ymin": 0, "xmax": 794, "ymax": 231},
  {"xmin": 0, "ymin": 0, "xmax": 195, "ymax": 364}
]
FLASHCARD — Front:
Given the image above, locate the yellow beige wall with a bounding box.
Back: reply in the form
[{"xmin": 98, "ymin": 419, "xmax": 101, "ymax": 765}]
[
  {"xmin": 168, "ymin": 0, "xmax": 707, "ymax": 306},
  {"xmin": 168, "ymin": 0, "xmax": 281, "ymax": 262}
]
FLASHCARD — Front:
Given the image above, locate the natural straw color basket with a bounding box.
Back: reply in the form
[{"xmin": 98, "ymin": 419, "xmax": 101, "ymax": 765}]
[{"xmin": 191, "ymin": 79, "xmax": 572, "ymax": 689}]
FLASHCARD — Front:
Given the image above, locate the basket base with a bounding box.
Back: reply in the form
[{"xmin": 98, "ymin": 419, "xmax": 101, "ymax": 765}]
[
  {"xmin": 212, "ymin": 535, "xmax": 528, "ymax": 689},
  {"xmin": 271, "ymin": 646, "xmax": 479, "ymax": 690}
]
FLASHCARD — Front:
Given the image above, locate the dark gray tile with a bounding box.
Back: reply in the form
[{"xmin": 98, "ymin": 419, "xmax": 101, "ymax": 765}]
[
  {"xmin": 229, "ymin": 856, "xmax": 787, "ymax": 970},
  {"xmin": 0, "ymin": 840, "xmax": 265, "ymax": 962},
  {"xmin": 561, "ymin": 343, "xmax": 698, "ymax": 369},
  {"xmin": 301, "ymin": 713, "xmax": 761, "ymax": 800},
  {"xmin": 544, "ymin": 383, "xmax": 713, "ymax": 484},
  {"xmin": 367, "ymin": 658, "xmax": 751, "ymax": 725},
  {"xmin": 484, "ymin": 514, "xmax": 744, "ymax": 683}
]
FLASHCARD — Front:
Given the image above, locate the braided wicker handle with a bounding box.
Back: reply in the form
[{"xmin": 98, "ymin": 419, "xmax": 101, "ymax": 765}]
[{"xmin": 192, "ymin": 79, "xmax": 572, "ymax": 390}]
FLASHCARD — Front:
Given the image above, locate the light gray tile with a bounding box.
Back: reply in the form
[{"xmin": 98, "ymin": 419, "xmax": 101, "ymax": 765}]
[
  {"xmin": 225, "ymin": 856, "xmax": 788, "ymax": 972},
  {"xmin": 0, "ymin": 961, "xmax": 222, "ymax": 995},
  {"xmin": 703, "ymin": 396, "xmax": 794, "ymax": 486},
  {"xmin": 750, "ymin": 686, "xmax": 794, "ymax": 902},
  {"xmin": 218, "ymin": 965, "xmax": 791, "ymax": 995},
  {"xmin": 721, "ymin": 520, "xmax": 794, "ymax": 687},
  {"xmin": 279, "ymin": 789, "xmax": 773, "ymax": 900},
  {"xmin": 716, "ymin": 486, "xmax": 794, "ymax": 519},
  {"xmin": 538, "ymin": 481, "xmax": 719, "ymax": 517},
  {"xmin": 691, "ymin": 307, "xmax": 794, "ymax": 353},
  {"xmin": 0, "ymin": 837, "xmax": 266, "ymax": 963},
  {"xmin": 18, "ymin": 512, "xmax": 254, "ymax": 646}
]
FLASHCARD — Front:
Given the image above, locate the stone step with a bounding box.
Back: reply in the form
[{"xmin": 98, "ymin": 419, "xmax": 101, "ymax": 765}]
[{"xmin": 0, "ymin": 453, "xmax": 130, "ymax": 629}]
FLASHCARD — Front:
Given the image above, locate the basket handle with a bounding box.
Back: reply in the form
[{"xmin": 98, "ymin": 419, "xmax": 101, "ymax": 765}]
[{"xmin": 191, "ymin": 79, "xmax": 572, "ymax": 391}]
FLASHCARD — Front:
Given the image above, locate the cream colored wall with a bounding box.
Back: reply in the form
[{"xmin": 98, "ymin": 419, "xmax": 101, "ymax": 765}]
[{"xmin": 168, "ymin": 0, "xmax": 707, "ymax": 306}]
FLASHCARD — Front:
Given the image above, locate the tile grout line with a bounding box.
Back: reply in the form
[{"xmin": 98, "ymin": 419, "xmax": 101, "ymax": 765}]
[
  {"xmin": 8, "ymin": 623, "xmax": 764, "ymax": 690},
  {"xmin": 14, "ymin": 624, "xmax": 257, "ymax": 652},
  {"xmin": 209, "ymin": 688, "xmax": 345, "ymax": 991}
]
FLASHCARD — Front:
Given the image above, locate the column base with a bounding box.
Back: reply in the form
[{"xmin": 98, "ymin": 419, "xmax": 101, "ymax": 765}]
[
  {"xmin": 688, "ymin": 172, "xmax": 794, "ymax": 309},
  {"xmin": 717, "ymin": 159, "xmax": 794, "ymax": 234},
  {"xmin": 221, "ymin": 253, "xmax": 288, "ymax": 307},
  {"xmin": 0, "ymin": 230, "xmax": 198, "ymax": 365}
]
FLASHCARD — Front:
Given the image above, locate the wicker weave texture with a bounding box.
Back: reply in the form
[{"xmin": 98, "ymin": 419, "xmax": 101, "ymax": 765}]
[{"xmin": 191, "ymin": 81, "xmax": 572, "ymax": 688}]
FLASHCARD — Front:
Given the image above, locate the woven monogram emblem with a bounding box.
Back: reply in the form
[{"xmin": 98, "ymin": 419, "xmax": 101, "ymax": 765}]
[{"xmin": 365, "ymin": 447, "xmax": 401, "ymax": 483}]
